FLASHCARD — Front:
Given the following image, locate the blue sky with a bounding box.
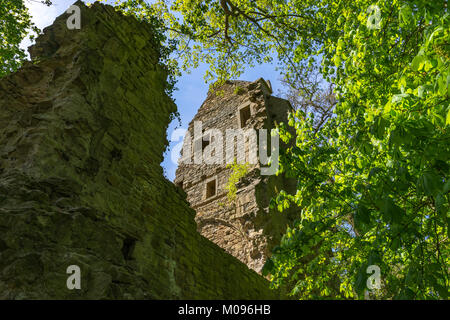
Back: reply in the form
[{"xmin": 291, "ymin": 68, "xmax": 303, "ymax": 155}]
[{"xmin": 22, "ymin": 0, "xmax": 284, "ymax": 181}]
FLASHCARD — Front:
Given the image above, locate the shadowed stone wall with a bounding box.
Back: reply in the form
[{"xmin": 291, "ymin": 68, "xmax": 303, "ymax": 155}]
[{"xmin": 0, "ymin": 1, "xmax": 277, "ymax": 299}]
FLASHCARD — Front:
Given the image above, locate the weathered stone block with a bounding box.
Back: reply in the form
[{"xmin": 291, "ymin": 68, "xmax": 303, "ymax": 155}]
[
  {"xmin": 0, "ymin": 1, "xmax": 276, "ymax": 299},
  {"xmin": 175, "ymin": 79, "xmax": 297, "ymax": 273}
]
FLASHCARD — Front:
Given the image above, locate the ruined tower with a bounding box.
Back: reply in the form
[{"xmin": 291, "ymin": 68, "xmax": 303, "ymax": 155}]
[
  {"xmin": 0, "ymin": 2, "xmax": 278, "ymax": 299},
  {"xmin": 175, "ymin": 79, "xmax": 297, "ymax": 273}
]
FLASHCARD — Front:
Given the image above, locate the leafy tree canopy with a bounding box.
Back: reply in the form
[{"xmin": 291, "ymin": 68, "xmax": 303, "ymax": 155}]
[
  {"xmin": 123, "ymin": 0, "xmax": 448, "ymax": 299},
  {"xmin": 1, "ymin": 0, "xmax": 448, "ymax": 299},
  {"xmin": 0, "ymin": 0, "xmax": 52, "ymax": 77}
]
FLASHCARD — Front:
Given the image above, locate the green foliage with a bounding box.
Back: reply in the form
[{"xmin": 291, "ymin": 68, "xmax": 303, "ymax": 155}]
[
  {"xmin": 155, "ymin": 0, "xmax": 330, "ymax": 83},
  {"xmin": 131, "ymin": 0, "xmax": 450, "ymax": 299},
  {"xmin": 269, "ymin": 1, "xmax": 448, "ymax": 299},
  {"xmin": 2, "ymin": 0, "xmax": 444, "ymax": 299},
  {"xmin": 0, "ymin": 0, "xmax": 47, "ymax": 78},
  {"xmin": 233, "ymin": 85, "xmax": 245, "ymax": 95},
  {"xmin": 225, "ymin": 161, "xmax": 250, "ymax": 202}
]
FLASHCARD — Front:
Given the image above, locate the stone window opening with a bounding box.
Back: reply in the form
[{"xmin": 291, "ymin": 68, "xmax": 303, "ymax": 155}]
[
  {"xmin": 239, "ymin": 105, "xmax": 251, "ymax": 128},
  {"xmin": 206, "ymin": 179, "xmax": 217, "ymax": 199}
]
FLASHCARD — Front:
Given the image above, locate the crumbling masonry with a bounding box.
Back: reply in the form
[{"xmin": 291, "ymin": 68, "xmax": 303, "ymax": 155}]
[
  {"xmin": 0, "ymin": 2, "xmax": 279, "ymax": 299},
  {"xmin": 175, "ymin": 80, "xmax": 297, "ymax": 273}
]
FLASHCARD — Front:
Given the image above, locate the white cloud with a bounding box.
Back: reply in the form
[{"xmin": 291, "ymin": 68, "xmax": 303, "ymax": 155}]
[
  {"xmin": 26, "ymin": 0, "xmax": 59, "ymax": 29},
  {"xmin": 20, "ymin": 0, "xmax": 79, "ymax": 53}
]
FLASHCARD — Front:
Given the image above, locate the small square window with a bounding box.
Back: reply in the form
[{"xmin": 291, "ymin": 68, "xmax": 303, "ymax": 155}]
[
  {"xmin": 206, "ymin": 179, "xmax": 216, "ymax": 198},
  {"xmin": 239, "ymin": 105, "xmax": 251, "ymax": 128}
]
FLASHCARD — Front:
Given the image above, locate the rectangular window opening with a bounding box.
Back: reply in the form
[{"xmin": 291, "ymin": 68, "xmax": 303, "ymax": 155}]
[
  {"xmin": 239, "ymin": 105, "xmax": 251, "ymax": 128},
  {"xmin": 206, "ymin": 179, "xmax": 216, "ymax": 198}
]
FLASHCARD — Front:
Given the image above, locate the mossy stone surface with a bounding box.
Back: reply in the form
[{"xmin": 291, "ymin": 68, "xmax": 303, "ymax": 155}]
[{"xmin": 0, "ymin": 2, "xmax": 278, "ymax": 299}]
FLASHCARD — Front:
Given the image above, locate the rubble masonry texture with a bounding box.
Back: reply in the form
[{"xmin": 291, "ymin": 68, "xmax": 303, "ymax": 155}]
[
  {"xmin": 175, "ymin": 79, "xmax": 297, "ymax": 273},
  {"xmin": 0, "ymin": 2, "xmax": 278, "ymax": 299}
]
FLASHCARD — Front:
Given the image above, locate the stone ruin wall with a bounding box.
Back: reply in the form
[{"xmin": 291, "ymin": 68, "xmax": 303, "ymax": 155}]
[
  {"xmin": 175, "ymin": 80, "xmax": 297, "ymax": 273},
  {"xmin": 0, "ymin": 1, "xmax": 278, "ymax": 299}
]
